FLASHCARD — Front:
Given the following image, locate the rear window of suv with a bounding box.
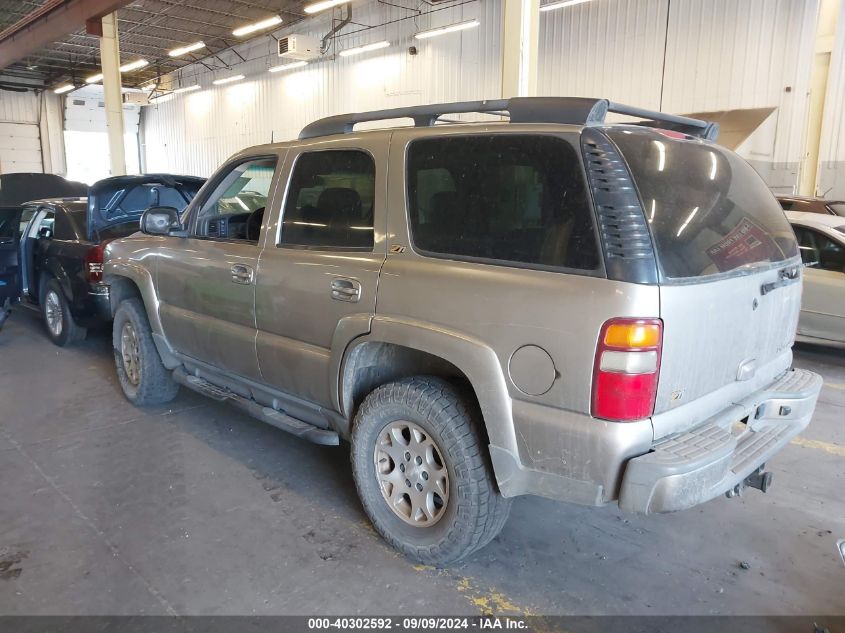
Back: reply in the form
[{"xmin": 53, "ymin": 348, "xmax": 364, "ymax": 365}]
[
  {"xmin": 406, "ymin": 135, "xmax": 600, "ymax": 272},
  {"xmin": 608, "ymin": 128, "xmax": 798, "ymax": 279}
]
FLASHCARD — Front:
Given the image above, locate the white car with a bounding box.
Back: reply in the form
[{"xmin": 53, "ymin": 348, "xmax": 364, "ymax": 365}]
[{"xmin": 786, "ymin": 211, "xmax": 845, "ymax": 344}]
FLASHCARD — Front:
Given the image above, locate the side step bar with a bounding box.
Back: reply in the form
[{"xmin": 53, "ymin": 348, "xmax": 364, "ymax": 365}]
[{"xmin": 172, "ymin": 368, "xmax": 340, "ymax": 446}]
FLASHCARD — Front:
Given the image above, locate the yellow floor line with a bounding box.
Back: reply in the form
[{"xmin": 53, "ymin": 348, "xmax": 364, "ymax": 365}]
[
  {"xmin": 825, "ymin": 382, "xmax": 845, "ymax": 391},
  {"xmin": 791, "ymin": 436, "xmax": 845, "ymax": 457},
  {"xmin": 410, "ymin": 564, "xmax": 535, "ymax": 615}
]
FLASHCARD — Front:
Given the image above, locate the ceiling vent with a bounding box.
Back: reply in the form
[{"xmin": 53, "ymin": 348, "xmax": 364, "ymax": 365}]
[{"xmin": 278, "ymin": 34, "xmax": 321, "ymax": 60}]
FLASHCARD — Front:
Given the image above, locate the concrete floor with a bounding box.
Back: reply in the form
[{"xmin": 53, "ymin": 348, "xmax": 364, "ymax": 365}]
[{"xmin": 0, "ymin": 309, "xmax": 843, "ymax": 616}]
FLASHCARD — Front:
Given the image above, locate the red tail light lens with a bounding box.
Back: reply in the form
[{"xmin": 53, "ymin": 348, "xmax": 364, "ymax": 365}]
[
  {"xmin": 591, "ymin": 318, "xmax": 663, "ymax": 422},
  {"xmin": 84, "ymin": 243, "xmax": 107, "ymax": 283}
]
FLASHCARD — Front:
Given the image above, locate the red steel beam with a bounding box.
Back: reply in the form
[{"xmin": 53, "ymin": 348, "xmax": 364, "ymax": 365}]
[{"xmin": 0, "ymin": 0, "xmax": 133, "ymax": 70}]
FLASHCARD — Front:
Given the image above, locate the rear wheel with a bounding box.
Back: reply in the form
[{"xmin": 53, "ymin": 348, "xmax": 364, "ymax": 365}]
[
  {"xmin": 113, "ymin": 298, "xmax": 179, "ymax": 405},
  {"xmin": 351, "ymin": 376, "xmax": 511, "ymax": 565},
  {"xmin": 41, "ymin": 278, "xmax": 86, "ymax": 347}
]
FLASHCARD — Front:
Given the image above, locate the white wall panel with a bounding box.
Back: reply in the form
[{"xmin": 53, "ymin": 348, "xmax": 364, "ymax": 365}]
[
  {"xmin": 142, "ymin": 0, "xmax": 502, "ymax": 176},
  {"xmin": 818, "ymin": 7, "xmax": 845, "ymax": 198},
  {"xmin": 537, "ymin": 0, "xmax": 668, "ymax": 108},
  {"xmin": 142, "ymin": 0, "xmax": 822, "ymax": 194},
  {"xmin": 537, "ymin": 0, "xmax": 819, "ymax": 191},
  {"xmin": 662, "ymin": 0, "xmax": 817, "ymax": 175}
]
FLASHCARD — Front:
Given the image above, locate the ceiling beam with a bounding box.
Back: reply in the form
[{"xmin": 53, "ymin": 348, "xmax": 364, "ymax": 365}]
[{"xmin": 0, "ymin": 0, "xmax": 134, "ymax": 70}]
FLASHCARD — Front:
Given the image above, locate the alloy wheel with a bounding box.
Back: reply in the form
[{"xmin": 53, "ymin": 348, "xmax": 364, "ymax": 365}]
[
  {"xmin": 373, "ymin": 420, "xmax": 449, "ymax": 527},
  {"xmin": 44, "ymin": 290, "xmax": 63, "ymax": 338},
  {"xmin": 120, "ymin": 321, "xmax": 141, "ymax": 386}
]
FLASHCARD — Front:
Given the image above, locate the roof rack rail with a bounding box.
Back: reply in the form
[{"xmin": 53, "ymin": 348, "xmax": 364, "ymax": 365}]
[{"xmin": 298, "ymin": 97, "xmax": 719, "ymax": 141}]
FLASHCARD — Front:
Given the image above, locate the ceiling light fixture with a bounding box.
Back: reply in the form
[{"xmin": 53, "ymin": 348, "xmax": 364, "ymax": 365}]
[
  {"xmin": 213, "ymin": 74, "xmax": 245, "ymax": 85},
  {"xmin": 539, "ymin": 0, "xmax": 592, "ymax": 11},
  {"xmin": 304, "ymin": 0, "xmax": 348, "ymax": 14},
  {"xmin": 338, "ymin": 40, "xmax": 390, "ymax": 57},
  {"xmin": 169, "ymin": 41, "xmax": 206, "ymax": 57},
  {"xmin": 269, "ymin": 61, "xmax": 308, "ymax": 72},
  {"xmin": 174, "ymin": 85, "xmax": 201, "ymax": 94},
  {"xmin": 85, "ymin": 73, "xmax": 103, "ymax": 84},
  {"xmin": 54, "ymin": 84, "xmax": 75, "ymax": 94},
  {"xmin": 232, "ymin": 15, "xmax": 282, "ymax": 37},
  {"xmin": 415, "ymin": 19, "xmax": 480, "ymax": 39},
  {"xmin": 119, "ymin": 59, "xmax": 149, "ymax": 72}
]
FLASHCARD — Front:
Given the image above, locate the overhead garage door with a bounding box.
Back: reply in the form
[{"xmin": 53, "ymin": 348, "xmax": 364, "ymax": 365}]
[{"xmin": 0, "ymin": 122, "xmax": 42, "ymax": 174}]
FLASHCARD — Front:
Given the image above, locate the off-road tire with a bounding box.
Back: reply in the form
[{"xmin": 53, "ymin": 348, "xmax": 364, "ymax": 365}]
[
  {"xmin": 41, "ymin": 277, "xmax": 86, "ymax": 346},
  {"xmin": 351, "ymin": 376, "xmax": 511, "ymax": 565},
  {"xmin": 113, "ymin": 298, "xmax": 179, "ymax": 406}
]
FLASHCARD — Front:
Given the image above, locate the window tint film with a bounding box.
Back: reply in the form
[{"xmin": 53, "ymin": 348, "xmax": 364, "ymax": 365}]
[
  {"xmin": 195, "ymin": 158, "xmax": 277, "ymax": 243},
  {"xmin": 280, "ymin": 150, "xmax": 375, "ymax": 249},
  {"xmin": 407, "ymin": 135, "xmax": 599, "ymax": 271},
  {"xmin": 609, "ymin": 128, "xmax": 799, "ymax": 278}
]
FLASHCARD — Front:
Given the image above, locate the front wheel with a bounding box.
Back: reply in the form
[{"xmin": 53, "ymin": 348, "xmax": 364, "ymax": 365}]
[
  {"xmin": 351, "ymin": 377, "xmax": 511, "ymax": 565},
  {"xmin": 41, "ymin": 278, "xmax": 86, "ymax": 347},
  {"xmin": 113, "ymin": 298, "xmax": 179, "ymax": 406}
]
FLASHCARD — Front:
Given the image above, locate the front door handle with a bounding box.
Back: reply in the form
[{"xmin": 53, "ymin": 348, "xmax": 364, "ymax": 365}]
[
  {"xmin": 231, "ymin": 264, "xmax": 255, "ymax": 285},
  {"xmin": 331, "ymin": 278, "xmax": 361, "ymax": 302}
]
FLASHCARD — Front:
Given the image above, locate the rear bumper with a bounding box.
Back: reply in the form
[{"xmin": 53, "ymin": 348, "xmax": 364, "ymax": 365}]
[
  {"xmin": 74, "ymin": 283, "xmax": 112, "ymax": 327},
  {"xmin": 618, "ymin": 368, "xmax": 822, "ymax": 514}
]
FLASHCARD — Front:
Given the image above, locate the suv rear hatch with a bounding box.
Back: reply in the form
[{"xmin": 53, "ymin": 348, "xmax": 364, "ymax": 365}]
[
  {"xmin": 87, "ymin": 174, "xmax": 205, "ymax": 241},
  {"xmin": 606, "ymin": 128, "xmax": 801, "ymax": 437}
]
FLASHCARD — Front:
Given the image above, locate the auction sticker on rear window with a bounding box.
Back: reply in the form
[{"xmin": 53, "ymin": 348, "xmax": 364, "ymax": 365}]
[{"xmin": 706, "ymin": 216, "xmax": 781, "ymax": 272}]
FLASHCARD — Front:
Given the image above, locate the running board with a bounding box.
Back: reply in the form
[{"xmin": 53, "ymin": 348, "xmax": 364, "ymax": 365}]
[{"xmin": 172, "ymin": 368, "xmax": 340, "ymax": 446}]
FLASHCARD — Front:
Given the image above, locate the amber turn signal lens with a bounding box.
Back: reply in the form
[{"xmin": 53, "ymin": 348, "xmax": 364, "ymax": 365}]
[{"xmin": 604, "ymin": 323, "xmax": 661, "ymax": 349}]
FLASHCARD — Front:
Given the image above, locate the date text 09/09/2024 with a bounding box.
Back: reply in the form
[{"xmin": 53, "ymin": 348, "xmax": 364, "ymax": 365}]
[{"xmin": 307, "ymin": 617, "xmax": 527, "ymax": 630}]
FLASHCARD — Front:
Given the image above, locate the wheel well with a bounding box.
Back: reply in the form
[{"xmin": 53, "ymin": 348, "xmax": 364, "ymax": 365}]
[
  {"xmin": 107, "ymin": 276, "xmax": 142, "ymax": 317},
  {"xmin": 340, "ymin": 341, "xmax": 483, "ymax": 429}
]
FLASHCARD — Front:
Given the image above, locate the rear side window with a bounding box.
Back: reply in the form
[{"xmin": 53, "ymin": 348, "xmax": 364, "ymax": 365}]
[
  {"xmin": 609, "ymin": 129, "xmax": 798, "ymax": 278},
  {"xmin": 407, "ymin": 135, "xmax": 599, "ymax": 272},
  {"xmin": 280, "ymin": 150, "xmax": 375, "ymax": 250}
]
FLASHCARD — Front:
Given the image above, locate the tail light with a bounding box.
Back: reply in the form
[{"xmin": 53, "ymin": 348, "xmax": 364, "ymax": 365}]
[
  {"xmin": 84, "ymin": 243, "xmax": 107, "ymax": 283},
  {"xmin": 591, "ymin": 318, "xmax": 663, "ymax": 421}
]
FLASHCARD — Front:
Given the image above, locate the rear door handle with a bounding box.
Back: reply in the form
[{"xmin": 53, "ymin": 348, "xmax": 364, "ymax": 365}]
[
  {"xmin": 231, "ymin": 264, "xmax": 255, "ymax": 285},
  {"xmin": 331, "ymin": 278, "xmax": 361, "ymax": 302}
]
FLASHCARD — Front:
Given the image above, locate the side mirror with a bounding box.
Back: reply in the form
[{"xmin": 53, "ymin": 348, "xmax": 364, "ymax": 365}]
[
  {"xmin": 141, "ymin": 206, "xmax": 182, "ymax": 236},
  {"xmin": 38, "ymin": 226, "xmax": 52, "ymax": 240}
]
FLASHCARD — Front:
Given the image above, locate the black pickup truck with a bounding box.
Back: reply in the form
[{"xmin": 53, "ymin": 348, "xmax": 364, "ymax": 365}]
[{"xmin": 1, "ymin": 174, "xmax": 204, "ymax": 345}]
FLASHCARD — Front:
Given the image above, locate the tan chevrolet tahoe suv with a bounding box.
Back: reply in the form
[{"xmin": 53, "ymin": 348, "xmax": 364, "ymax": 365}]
[{"xmin": 104, "ymin": 97, "xmax": 822, "ymax": 564}]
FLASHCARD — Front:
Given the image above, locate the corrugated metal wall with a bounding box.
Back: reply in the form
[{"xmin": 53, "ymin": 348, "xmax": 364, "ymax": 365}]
[
  {"xmin": 538, "ymin": 0, "xmax": 819, "ymax": 191},
  {"xmin": 142, "ymin": 0, "xmax": 822, "ymax": 194},
  {"xmin": 142, "ymin": 0, "xmax": 501, "ymax": 176}
]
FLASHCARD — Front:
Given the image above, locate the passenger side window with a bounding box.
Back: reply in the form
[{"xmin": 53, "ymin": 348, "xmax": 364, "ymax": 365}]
[
  {"xmin": 407, "ymin": 135, "xmax": 599, "ymax": 271},
  {"xmin": 193, "ymin": 157, "xmax": 277, "ymax": 244},
  {"xmin": 280, "ymin": 150, "xmax": 375, "ymax": 250}
]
